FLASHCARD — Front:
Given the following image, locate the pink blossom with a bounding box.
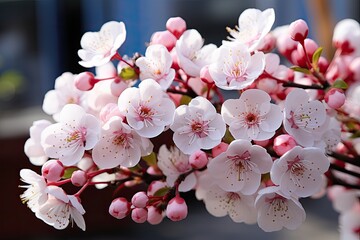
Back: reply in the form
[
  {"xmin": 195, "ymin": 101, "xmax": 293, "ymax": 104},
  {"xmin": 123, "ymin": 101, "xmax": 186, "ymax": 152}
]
[
  {"xmin": 189, "ymin": 150, "xmax": 208, "ymax": 169},
  {"xmin": 273, "ymin": 134, "xmax": 297, "ymax": 156},
  {"xmin": 41, "ymin": 104, "xmax": 101, "ymax": 166},
  {"xmin": 270, "ymin": 146, "xmax": 330, "ymax": 198},
  {"xmin": 118, "ymin": 79, "xmax": 175, "ymax": 138},
  {"xmin": 221, "ymin": 89, "xmax": 283, "ymax": 141},
  {"xmin": 157, "ymin": 144, "xmax": 196, "ymax": 192},
  {"xmin": 325, "ymin": 88, "xmax": 346, "ymax": 109},
  {"xmin": 24, "ymin": 120, "xmax": 51, "ymax": 166},
  {"xmin": 207, "ymin": 139, "xmax": 272, "ymax": 194},
  {"xmin": 175, "ymin": 29, "xmax": 217, "ymax": 77},
  {"xmin": 78, "ymin": 21, "xmax": 126, "ymax": 68},
  {"xmin": 136, "ymin": 44, "xmax": 175, "ymax": 90},
  {"xmin": 209, "ymin": 42, "xmax": 265, "ymax": 90},
  {"xmin": 92, "ymin": 116, "xmax": 153, "ymax": 169},
  {"xmin": 255, "ymin": 186, "xmax": 306, "ymax": 232},
  {"xmin": 170, "ymin": 96, "xmax": 226, "ymax": 154},
  {"xmin": 150, "ymin": 31, "xmax": 177, "ymax": 51},
  {"xmin": 226, "ymin": 8, "xmax": 275, "ymax": 51}
]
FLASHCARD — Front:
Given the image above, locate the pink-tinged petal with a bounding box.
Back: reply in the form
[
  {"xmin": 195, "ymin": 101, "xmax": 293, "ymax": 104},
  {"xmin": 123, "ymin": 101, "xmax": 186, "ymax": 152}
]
[
  {"xmin": 249, "ymin": 145, "xmax": 273, "ymax": 173},
  {"xmin": 204, "ymin": 185, "xmax": 229, "ymax": 217},
  {"xmin": 70, "ymin": 207, "xmax": 86, "ymax": 231},
  {"xmin": 229, "ymin": 194, "xmax": 257, "ymax": 224},
  {"xmin": 226, "ymin": 139, "xmax": 252, "ymax": 156},
  {"xmin": 92, "ymin": 138, "xmax": 123, "ymax": 169},
  {"xmin": 245, "ymin": 51, "xmax": 265, "ymax": 79},
  {"xmin": 118, "ymin": 87, "xmax": 140, "ymax": 113},
  {"xmin": 259, "ymin": 104, "xmax": 283, "ymax": 132},
  {"xmin": 60, "ymin": 104, "xmax": 86, "ymax": 126},
  {"xmin": 206, "ymin": 115, "xmax": 226, "ymax": 141},
  {"xmin": 240, "ymin": 171, "xmax": 262, "ymax": 195},
  {"xmin": 265, "ymin": 53, "xmax": 280, "ymax": 73},
  {"xmin": 120, "ymin": 147, "xmax": 141, "ymax": 168},
  {"xmin": 46, "ymin": 186, "xmax": 69, "ymax": 203},
  {"xmin": 229, "ymin": 125, "xmax": 249, "ymax": 140},
  {"xmin": 188, "ymin": 97, "xmax": 216, "ymax": 119},
  {"xmin": 221, "ymin": 99, "xmax": 244, "ymax": 124},
  {"xmin": 179, "ymin": 173, "xmax": 197, "ymax": 192},
  {"xmin": 139, "ymin": 79, "xmax": 163, "ymax": 104},
  {"xmin": 42, "ymin": 90, "xmax": 61, "ymax": 116},
  {"xmin": 173, "ymin": 131, "xmax": 201, "ymax": 154}
]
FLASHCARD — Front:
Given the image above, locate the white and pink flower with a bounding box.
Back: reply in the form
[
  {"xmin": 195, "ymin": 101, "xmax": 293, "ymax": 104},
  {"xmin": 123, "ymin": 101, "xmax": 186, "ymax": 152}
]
[
  {"xmin": 92, "ymin": 116, "xmax": 153, "ymax": 169},
  {"xmin": 207, "ymin": 139, "xmax": 272, "ymax": 194},
  {"xmin": 209, "ymin": 42, "xmax": 265, "ymax": 90},
  {"xmin": 270, "ymin": 146, "xmax": 330, "ymax": 198},
  {"xmin": 136, "ymin": 44, "xmax": 175, "ymax": 90},
  {"xmin": 118, "ymin": 79, "xmax": 175, "ymax": 138},
  {"xmin": 170, "ymin": 96, "xmax": 226, "ymax": 154},
  {"xmin": 41, "ymin": 104, "xmax": 101, "ymax": 166},
  {"xmin": 78, "ymin": 21, "xmax": 126, "ymax": 68},
  {"xmin": 255, "ymin": 186, "xmax": 306, "ymax": 232},
  {"xmin": 221, "ymin": 89, "xmax": 282, "ymax": 141}
]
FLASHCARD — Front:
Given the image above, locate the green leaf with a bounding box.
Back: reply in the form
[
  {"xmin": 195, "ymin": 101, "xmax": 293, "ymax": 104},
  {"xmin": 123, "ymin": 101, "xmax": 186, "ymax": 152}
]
[
  {"xmin": 142, "ymin": 152, "xmax": 157, "ymax": 166},
  {"xmin": 153, "ymin": 187, "xmax": 171, "ymax": 197},
  {"xmin": 312, "ymin": 47, "xmax": 323, "ymax": 66},
  {"xmin": 179, "ymin": 95, "xmax": 192, "ymax": 105},
  {"xmin": 350, "ymin": 131, "xmax": 360, "ymax": 139},
  {"xmin": 62, "ymin": 167, "xmax": 79, "ymax": 179},
  {"xmin": 223, "ymin": 128, "xmax": 235, "ymax": 144},
  {"xmin": 290, "ymin": 66, "xmax": 311, "ymax": 75},
  {"xmin": 332, "ymin": 79, "xmax": 348, "ymax": 90},
  {"xmin": 119, "ymin": 67, "xmax": 138, "ymax": 80}
]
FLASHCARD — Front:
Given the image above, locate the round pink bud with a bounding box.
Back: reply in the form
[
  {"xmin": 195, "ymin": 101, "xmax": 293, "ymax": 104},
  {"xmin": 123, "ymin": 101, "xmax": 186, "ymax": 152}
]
[
  {"xmin": 147, "ymin": 206, "xmax": 164, "ymax": 225},
  {"xmin": 189, "ymin": 150, "xmax": 208, "ymax": 169},
  {"xmin": 147, "ymin": 180, "xmax": 167, "ymax": 196},
  {"xmin": 74, "ymin": 72, "xmax": 97, "ymax": 91},
  {"xmin": 200, "ymin": 65, "xmax": 214, "ymax": 84},
  {"xmin": 166, "ymin": 196, "xmax": 188, "ymax": 221},
  {"xmin": 166, "ymin": 17, "xmax": 186, "ymax": 39},
  {"xmin": 41, "ymin": 160, "xmax": 64, "ymax": 182},
  {"xmin": 318, "ymin": 56, "xmax": 329, "ymax": 73},
  {"xmin": 289, "ymin": 19, "xmax": 309, "ymax": 42},
  {"xmin": 131, "ymin": 191, "xmax": 149, "ymax": 208},
  {"xmin": 273, "ymin": 134, "xmax": 297, "ymax": 156},
  {"xmin": 71, "ymin": 170, "xmax": 88, "ymax": 187},
  {"xmin": 325, "ymin": 88, "xmax": 346, "ymax": 109},
  {"xmin": 150, "ymin": 30, "xmax": 177, "ymax": 51},
  {"xmin": 131, "ymin": 208, "xmax": 148, "ymax": 223},
  {"xmin": 212, "ymin": 142, "xmax": 229, "ymax": 158},
  {"xmin": 109, "ymin": 197, "xmax": 131, "ymax": 219}
]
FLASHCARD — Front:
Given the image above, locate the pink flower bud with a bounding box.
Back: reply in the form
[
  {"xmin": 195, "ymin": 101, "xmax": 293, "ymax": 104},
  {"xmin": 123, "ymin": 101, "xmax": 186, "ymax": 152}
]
[
  {"xmin": 147, "ymin": 206, "xmax": 164, "ymax": 225},
  {"xmin": 166, "ymin": 196, "xmax": 188, "ymax": 221},
  {"xmin": 131, "ymin": 208, "xmax": 148, "ymax": 223},
  {"xmin": 109, "ymin": 197, "xmax": 131, "ymax": 219},
  {"xmin": 74, "ymin": 72, "xmax": 97, "ymax": 91},
  {"xmin": 189, "ymin": 150, "xmax": 208, "ymax": 169},
  {"xmin": 318, "ymin": 56, "xmax": 329, "ymax": 73},
  {"xmin": 71, "ymin": 170, "xmax": 88, "ymax": 187},
  {"xmin": 200, "ymin": 65, "xmax": 214, "ymax": 84},
  {"xmin": 257, "ymin": 33, "xmax": 276, "ymax": 52},
  {"xmin": 131, "ymin": 191, "xmax": 149, "ymax": 208},
  {"xmin": 41, "ymin": 160, "xmax": 64, "ymax": 182},
  {"xmin": 166, "ymin": 17, "xmax": 186, "ymax": 39},
  {"xmin": 273, "ymin": 134, "xmax": 297, "ymax": 156},
  {"xmin": 147, "ymin": 180, "xmax": 167, "ymax": 196},
  {"xmin": 212, "ymin": 142, "xmax": 229, "ymax": 158},
  {"xmin": 150, "ymin": 31, "xmax": 177, "ymax": 51},
  {"xmin": 289, "ymin": 19, "xmax": 309, "ymax": 42},
  {"xmin": 325, "ymin": 88, "xmax": 346, "ymax": 109}
]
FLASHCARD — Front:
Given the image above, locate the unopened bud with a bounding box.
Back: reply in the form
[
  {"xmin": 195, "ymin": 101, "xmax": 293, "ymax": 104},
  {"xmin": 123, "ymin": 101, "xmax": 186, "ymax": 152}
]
[
  {"xmin": 71, "ymin": 170, "xmax": 87, "ymax": 187},
  {"xmin": 150, "ymin": 31, "xmax": 177, "ymax": 51},
  {"xmin": 166, "ymin": 17, "xmax": 187, "ymax": 39},
  {"xmin": 166, "ymin": 196, "xmax": 188, "ymax": 221},
  {"xmin": 75, "ymin": 72, "xmax": 97, "ymax": 91},
  {"xmin": 273, "ymin": 134, "xmax": 297, "ymax": 156},
  {"xmin": 131, "ymin": 208, "xmax": 148, "ymax": 223},
  {"xmin": 41, "ymin": 160, "xmax": 64, "ymax": 182},
  {"xmin": 289, "ymin": 19, "xmax": 308, "ymax": 42},
  {"xmin": 189, "ymin": 150, "xmax": 208, "ymax": 169},
  {"xmin": 131, "ymin": 191, "xmax": 149, "ymax": 208},
  {"xmin": 109, "ymin": 197, "xmax": 131, "ymax": 219},
  {"xmin": 147, "ymin": 206, "xmax": 163, "ymax": 225},
  {"xmin": 325, "ymin": 88, "xmax": 346, "ymax": 109}
]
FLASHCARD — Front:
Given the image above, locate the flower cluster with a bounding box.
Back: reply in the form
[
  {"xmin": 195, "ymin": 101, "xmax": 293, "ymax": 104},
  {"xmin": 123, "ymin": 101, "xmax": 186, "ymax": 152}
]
[{"xmin": 20, "ymin": 8, "xmax": 360, "ymax": 238}]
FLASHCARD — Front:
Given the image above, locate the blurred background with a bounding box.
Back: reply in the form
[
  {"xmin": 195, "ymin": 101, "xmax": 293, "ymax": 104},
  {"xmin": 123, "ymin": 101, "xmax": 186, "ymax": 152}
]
[{"xmin": 0, "ymin": 0, "xmax": 359, "ymax": 239}]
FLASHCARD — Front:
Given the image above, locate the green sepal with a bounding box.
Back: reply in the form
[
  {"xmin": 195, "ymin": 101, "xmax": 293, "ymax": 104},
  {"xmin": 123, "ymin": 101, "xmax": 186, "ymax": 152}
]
[
  {"xmin": 119, "ymin": 67, "xmax": 138, "ymax": 80},
  {"xmin": 223, "ymin": 128, "xmax": 235, "ymax": 144},
  {"xmin": 62, "ymin": 167, "xmax": 79, "ymax": 179},
  {"xmin": 180, "ymin": 95, "xmax": 192, "ymax": 105},
  {"xmin": 142, "ymin": 152, "xmax": 157, "ymax": 166},
  {"xmin": 332, "ymin": 79, "xmax": 348, "ymax": 90},
  {"xmin": 153, "ymin": 187, "xmax": 171, "ymax": 197},
  {"xmin": 290, "ymin": 66, "xmax": 311, "ymax": 75},
  {"xmin": 312, "ymin": 47, "xmax": 323, "ymax": 67}
]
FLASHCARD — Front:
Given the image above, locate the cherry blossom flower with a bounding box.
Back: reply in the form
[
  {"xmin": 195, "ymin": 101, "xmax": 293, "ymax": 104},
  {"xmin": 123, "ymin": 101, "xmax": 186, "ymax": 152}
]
[
  {"xmin": 38, "ymin": 190, "xmax": 86, "ymax": 231},
  {"xmin": 175, "ymin": 29, "xmax": 217, "ymax": 77},
  {"xmin": 270, "ymin": 146, "xmax": 330, "ymax": 198},
  {"xmin": 78, "ymin": 21, "xmax": 126, "ymax": 68},
  {"xmin": 283, "ymin": 88, "xmax": 327, "ymax": 147},
  {"xmin": 209, "ymin": 42, "xmax": 265, "ymax": 90},
  {"xmin": 207, "ymin": 139, "xmax": 272, "ymax": 194},
  {"xmin": 24, "ymin": 120, "xmax": 52, "ymax": 166},
  {"xmin": 136, "ymin": 44, "xmax": 175, "ymax": 90},
  {"xmin": 221, "ymin": 89, "xmax": 282, "ymax": 141},
  {"xmin": 41, "ymin": 104, "xmax": 101, "ymax": 166},
  {"xmin": 255, "ymin": 186, "xmax": 306, "ymax": 232},
  {"xmin": 170, "ymin": 96, "xmax": 226, "ymax": 154},
  {"xmin": 225, "ymin": 8, "xmax": 275, "ymax": 51},
  {"xmin": 42, "ymin": 72, "xmax": 86, "ymax": 122},
  {"xmin": 157, "ymin": 144, "xmax": 196, "ymax": 192},
  {"xmin": 203, "ymin": 184, "xmax": 257, "ymax": 224},
  {"xmin": 19, "ymin": 169, "xmax": 48, "ymax": 213},
  {"xmin": 118, "ymin": 79, "xmax": 175, "ymax": 138},
  {"xmin": 92, "ymin": 116, "xmax": 153, "ymax": 169}
]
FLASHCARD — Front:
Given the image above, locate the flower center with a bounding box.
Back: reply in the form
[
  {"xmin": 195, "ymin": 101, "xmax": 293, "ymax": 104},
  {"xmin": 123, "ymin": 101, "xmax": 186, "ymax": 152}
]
[
  {"xmin": 287, "ymin": 156, "xmax": 306, "ymax": 176},
  {"xmin": 245, "ymin": 113, "xmax": 258, "ymax": 125}
]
